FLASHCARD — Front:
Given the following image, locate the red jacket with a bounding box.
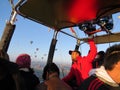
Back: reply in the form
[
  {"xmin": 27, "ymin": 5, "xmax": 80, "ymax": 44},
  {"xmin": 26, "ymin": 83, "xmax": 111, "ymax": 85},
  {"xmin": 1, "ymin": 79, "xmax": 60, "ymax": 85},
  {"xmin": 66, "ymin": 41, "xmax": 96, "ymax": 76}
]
[{"xmin": 62, "ymin": 39, "xmax": 97, "ymax": 86}]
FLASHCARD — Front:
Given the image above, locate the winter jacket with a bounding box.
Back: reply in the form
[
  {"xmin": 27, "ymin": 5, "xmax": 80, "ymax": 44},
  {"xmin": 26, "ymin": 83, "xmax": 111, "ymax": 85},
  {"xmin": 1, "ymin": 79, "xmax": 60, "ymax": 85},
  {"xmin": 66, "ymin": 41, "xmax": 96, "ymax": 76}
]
[
  {"xmin": 36, "ymin": 75, "xmax": 72, "ymax": 90},
  {"xmin": 19, "ymin": 68, "xmax": 40, "ymax": 90},
  {"xmin": 79, "ymin": 66, "xmax": 120, "ymax": 90},
  {"xmin": 62, "ymin": 39, "xmax": 97, "ymax": 86}
]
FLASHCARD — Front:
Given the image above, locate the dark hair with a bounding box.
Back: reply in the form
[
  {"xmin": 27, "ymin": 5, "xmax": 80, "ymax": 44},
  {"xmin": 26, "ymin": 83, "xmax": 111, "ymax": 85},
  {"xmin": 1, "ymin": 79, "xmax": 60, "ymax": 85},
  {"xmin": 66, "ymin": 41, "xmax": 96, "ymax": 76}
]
[
  {"xmin": 97, "ymin": 51, "xmax": 105, "ymax": 58},
  {"xmin": 104, "ymin": 44, "xmax": 120, "ymax": 70},
  {"xmin": 42, "ymin": 63, "xmax": 60, "ymax": 80},
  {"xmin": 92, "ymin": 51, "xmax": 105, "ymax": 68}
]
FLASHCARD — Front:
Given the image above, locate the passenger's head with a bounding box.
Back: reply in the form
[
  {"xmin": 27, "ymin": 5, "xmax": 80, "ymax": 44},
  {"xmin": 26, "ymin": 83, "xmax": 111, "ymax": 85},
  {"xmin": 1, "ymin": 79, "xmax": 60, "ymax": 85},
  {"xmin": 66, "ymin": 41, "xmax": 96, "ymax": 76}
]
[
  {"xmin": 69, "ymin": 50, "xmax": 81, "ymax": 62},
  {"xmin": 42, "ymin": 63, "xmax": 60, "ymax": 80},
  {"xmin": 96, "ymin": 51, "xmax": 105, "ymax": 59},
  {"xmin": 16, "ymin": 53, "xmax": 31, "ymax": 68},
  {"xmin": 93, "ymin": 51, "xmax": 105, "ymax": 68},
  {"xmin": 104, "ymin": 44, "xmax": 120, "ymax": 70}
]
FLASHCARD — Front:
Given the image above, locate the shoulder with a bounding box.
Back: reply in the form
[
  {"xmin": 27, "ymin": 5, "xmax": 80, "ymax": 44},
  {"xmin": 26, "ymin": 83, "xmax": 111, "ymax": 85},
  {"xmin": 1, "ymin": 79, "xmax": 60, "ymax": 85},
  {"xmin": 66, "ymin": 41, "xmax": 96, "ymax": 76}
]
[
  {"xmin": 35, "ymin": 82, "xmax": 47, "ymax": 90},
  {"xmin": 78, "ymin": 75, "xmax": 109, "ymax": 90},
  {"xmin": 19, "ymin": 69, "xmax": 40, "ymax": 84}
]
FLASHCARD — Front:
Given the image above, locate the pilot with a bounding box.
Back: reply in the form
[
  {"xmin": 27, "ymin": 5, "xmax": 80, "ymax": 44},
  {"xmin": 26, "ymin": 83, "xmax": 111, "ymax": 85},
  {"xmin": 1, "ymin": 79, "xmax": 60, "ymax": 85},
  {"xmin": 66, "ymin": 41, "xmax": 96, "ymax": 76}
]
[{"xmin": 62, "ymin": 37, "xmax": 97, "ymax": 89}]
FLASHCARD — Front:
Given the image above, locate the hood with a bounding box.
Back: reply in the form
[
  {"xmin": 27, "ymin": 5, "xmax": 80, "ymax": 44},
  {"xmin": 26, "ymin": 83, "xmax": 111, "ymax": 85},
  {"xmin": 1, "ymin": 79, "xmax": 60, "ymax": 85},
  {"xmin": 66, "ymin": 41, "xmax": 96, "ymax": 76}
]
[{"xmin": 90, "ymin": 66, "xmax": 119, "ymax": 87}]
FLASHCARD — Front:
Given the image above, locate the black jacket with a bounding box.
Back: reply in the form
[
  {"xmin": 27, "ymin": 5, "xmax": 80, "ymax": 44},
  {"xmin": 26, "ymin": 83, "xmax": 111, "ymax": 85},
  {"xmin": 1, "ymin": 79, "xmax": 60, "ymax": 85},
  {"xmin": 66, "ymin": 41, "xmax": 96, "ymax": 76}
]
[{"xmin": 78, "ymin": 75, "xmax": 120, "ymax": 90}]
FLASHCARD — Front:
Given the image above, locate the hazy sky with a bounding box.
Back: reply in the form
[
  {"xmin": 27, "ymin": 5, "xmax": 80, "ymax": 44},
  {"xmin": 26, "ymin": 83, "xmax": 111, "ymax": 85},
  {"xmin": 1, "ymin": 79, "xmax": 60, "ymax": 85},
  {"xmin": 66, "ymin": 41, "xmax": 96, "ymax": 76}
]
[{"xmin": 0, "ymin": 0, "xmax": 120, "ymax": 65}]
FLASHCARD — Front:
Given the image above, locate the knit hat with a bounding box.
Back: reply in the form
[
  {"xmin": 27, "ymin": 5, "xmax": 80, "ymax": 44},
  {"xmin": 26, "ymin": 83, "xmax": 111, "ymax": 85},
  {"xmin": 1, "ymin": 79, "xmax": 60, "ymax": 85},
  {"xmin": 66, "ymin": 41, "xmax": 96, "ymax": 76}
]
[{"xmin": 16, "ymin": 54, "xmax": 31, "ymax": 68}]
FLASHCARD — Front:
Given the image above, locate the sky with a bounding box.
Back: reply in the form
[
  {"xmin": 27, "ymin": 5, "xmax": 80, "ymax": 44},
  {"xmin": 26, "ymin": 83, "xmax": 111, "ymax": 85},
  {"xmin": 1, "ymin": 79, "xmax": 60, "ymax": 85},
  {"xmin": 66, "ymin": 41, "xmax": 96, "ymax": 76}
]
[{"xmin": 0, "ymin": 0, "xmax": 120, "ymax": 65}]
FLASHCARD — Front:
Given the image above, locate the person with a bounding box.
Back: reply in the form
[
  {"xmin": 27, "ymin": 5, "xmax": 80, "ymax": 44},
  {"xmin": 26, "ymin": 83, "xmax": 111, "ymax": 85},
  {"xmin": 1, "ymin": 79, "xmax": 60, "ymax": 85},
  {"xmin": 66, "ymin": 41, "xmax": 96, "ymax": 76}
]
[
  {"xmin": 0, "ymin": 57, "xmax": 18, "ymax": 90},
  {"xmin": 62, "ymin": 38, "xmax": 97, "ymax": 88},
  {"xmin": 92, "ymin": 51, "xmax": 105, "ymax": 68},
  {"xmin": 36, "ymin": 63, "xmax": 72, "ymax": 90},
  {"xmin": 15, "ymin": 53, "xmax": 40, "ymax": 90},
  {"xmin": 78, "ymin": 44, "xmax": 120, "ymax": 90},
  {"xmin": 0, "ymin": 51, "xmax": 26, "ymax": 90},
  {"xmin": 89, "ymin": 51, "xmax": 105, "ymax": 76}
]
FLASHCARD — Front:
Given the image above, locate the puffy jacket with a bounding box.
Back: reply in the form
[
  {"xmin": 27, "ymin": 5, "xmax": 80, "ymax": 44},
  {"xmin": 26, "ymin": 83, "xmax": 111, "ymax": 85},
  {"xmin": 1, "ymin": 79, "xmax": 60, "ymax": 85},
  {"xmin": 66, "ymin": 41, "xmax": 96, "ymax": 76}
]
[{"xmin": 62, "ymin": 39, "xmax": 97, "ymax": 86}]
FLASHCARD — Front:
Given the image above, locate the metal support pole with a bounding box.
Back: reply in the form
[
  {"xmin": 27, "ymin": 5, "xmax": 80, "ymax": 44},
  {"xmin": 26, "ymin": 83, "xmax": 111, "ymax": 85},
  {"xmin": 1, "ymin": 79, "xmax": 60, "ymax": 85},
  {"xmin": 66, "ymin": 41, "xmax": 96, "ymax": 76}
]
[
  {"xmin": 47, "ymin": 30, "xmax": 58, "ymax": 64},
  {"xmin": 75, "ymin": 39, "xmax": 80, "ymax": 51},
  {"xmin": 0, "ymin": 10, "xmax": 17, "ymax": 52},
  {"xmin": 0, "ymin": 22, "xmax": 16, "ymax": 52}
]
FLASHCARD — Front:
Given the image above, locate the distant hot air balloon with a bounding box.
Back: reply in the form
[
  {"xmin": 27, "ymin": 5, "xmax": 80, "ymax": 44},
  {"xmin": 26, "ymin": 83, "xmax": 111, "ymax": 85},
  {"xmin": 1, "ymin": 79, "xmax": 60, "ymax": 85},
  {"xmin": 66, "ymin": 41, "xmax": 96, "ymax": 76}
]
[
  {"xmin": 30, "ymin": 41, "xmax": 33, "ymax": 44},
  {"xmin": 35, "ymin": 55, "xmax": 37, "ymax": 58},
  {"xmin": 44, "ymin": 54, "xmax": 47, "ymax": 56},
  {"xmin": 41, "ymin": 57, "xmax": 44, "ymax": 60},
  {"xmin": 36, "ymin": 48, "xmax": 39, "ymax": 51}
]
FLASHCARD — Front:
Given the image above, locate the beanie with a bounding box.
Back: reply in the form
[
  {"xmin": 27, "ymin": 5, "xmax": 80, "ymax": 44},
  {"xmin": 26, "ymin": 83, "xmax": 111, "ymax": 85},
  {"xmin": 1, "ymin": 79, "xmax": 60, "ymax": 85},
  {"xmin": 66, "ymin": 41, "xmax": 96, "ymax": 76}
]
[{"xmin": 16, "ymin": 54, "xmax": 31, "ymax": 68}]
